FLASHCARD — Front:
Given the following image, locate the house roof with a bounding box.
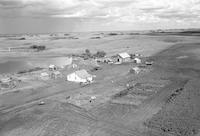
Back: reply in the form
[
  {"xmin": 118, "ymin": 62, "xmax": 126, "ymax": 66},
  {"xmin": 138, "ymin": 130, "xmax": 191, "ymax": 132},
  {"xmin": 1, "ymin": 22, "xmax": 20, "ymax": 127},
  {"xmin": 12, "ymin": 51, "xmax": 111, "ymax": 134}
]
[
  {"xmin": 118, "ymin": 52, "xmax": 130, "ymax": 59},
  {"xmin": 75, "ymin": 69, "xmax": 92, "ymax": 79}
]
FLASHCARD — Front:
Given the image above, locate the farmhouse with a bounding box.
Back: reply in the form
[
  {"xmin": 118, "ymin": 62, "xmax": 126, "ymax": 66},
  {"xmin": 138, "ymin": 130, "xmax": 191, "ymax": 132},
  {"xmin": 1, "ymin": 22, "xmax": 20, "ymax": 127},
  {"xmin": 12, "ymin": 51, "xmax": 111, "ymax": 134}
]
[
  {"xmin": 67, "ymin": 69, "xmax": 93, "ymax": 83},
  {"xmin": 116, "ymin": 52, "xmax": 131, "ymax": 63}
]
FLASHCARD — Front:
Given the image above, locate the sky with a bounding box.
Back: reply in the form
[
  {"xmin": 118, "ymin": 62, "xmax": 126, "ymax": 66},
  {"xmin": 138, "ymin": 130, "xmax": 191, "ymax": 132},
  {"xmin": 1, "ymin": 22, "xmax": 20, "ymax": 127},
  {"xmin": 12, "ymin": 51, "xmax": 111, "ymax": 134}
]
[{"xmin": 0, "ymin": 0, "xmax": 200, "ymax": 34}]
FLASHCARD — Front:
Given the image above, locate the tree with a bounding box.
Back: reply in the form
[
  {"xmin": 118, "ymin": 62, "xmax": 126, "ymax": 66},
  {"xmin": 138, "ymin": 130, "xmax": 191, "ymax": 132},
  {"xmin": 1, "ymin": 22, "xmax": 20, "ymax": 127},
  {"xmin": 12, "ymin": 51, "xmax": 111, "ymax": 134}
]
[
  {"xmin": 29, "ymin": 45, "xmax": 46, "ymax": 51},
  {"xmin": 94, "ymin": 51, "xmax": 106, "ymax": 58},
  {"xmin": 85, "ymin": 49, "xmax": 92, "ymax": 57},
  {"xmin": 85, "ymin": 49, "xmax": 90, "ymax": 54}
]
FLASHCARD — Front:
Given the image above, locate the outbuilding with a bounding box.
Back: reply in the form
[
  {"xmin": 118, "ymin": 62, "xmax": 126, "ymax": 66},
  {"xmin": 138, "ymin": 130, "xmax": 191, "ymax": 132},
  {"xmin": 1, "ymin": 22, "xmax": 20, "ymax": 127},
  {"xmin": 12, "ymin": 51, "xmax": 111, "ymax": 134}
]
[
  {"xmin": 134, "ymin": 58, "xmax": 142, "ymax": 64},
  {"xmin": 51, "ymin": 71, "xmax": 62, "ymax": 79},
  {"xmin": 117, "ymin": 52, "xmax": 131, "ymax": 63},
  {"xmin": 0, "ymin": 77, "xmax": 15, "ymax": 88},
  {"xmin": 49, "ymin": 64, "xmax": 57, "ymax": 71},
  {"xmin": 67, "ymin": 69, "xmax": 93, "ymax": 83}
]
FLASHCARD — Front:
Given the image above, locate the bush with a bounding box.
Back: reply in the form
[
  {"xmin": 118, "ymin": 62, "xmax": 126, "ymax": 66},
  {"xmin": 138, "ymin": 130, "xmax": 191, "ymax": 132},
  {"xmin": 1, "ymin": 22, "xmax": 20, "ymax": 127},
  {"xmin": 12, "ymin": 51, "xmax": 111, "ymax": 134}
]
[
  {"xmin": 85, "ymin": 49, "xmax": 90, "ymax": 54},
  {"xmin": 108, "ymin": 33, "xmax": 118, "ymax": 36},
  {"xmin": 30, "ymin": 45, "xmax": 38, "ymax": 49},
  {"xmin": 94, "ymin": 51, "xmax": 106, "ymax": 58},
  {"xmin": 37, "ymin": 46, "xmax": 46, "ymax": 51},
  {"xmin": 18, "ymin": 37, "xmax": 26, "ymax": 40},
  {"xmin": 30, "ymin": 45, "xmax": 46, "ymax": 51},
  {"xmin": 85, "ymin": 49, "xmax": 92, "ymax": 57}
]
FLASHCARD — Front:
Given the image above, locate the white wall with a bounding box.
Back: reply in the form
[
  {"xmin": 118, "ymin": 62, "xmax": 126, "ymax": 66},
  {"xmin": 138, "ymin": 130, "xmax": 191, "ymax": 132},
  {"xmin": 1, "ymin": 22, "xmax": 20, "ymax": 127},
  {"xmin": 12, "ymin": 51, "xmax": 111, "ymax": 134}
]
[{"xmin": 67, "ymin": 73, "xmax": 87, "ymax": 83}]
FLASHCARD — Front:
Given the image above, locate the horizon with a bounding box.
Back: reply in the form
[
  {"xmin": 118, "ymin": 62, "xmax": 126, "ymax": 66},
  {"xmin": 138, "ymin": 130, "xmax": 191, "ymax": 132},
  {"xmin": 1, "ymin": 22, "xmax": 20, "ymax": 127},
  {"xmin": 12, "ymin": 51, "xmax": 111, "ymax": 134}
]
[{"xmin": 1, "ymin": 28, "xmax": 200, "ymax": 35}]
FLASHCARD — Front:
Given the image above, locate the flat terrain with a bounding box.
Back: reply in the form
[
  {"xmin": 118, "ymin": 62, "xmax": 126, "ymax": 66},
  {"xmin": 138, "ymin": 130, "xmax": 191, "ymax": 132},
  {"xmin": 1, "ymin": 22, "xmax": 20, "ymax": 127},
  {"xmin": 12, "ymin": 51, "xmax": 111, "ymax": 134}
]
[{"xmin": 0, "ymin": 31, "xmax": 200, "ymax": 136}]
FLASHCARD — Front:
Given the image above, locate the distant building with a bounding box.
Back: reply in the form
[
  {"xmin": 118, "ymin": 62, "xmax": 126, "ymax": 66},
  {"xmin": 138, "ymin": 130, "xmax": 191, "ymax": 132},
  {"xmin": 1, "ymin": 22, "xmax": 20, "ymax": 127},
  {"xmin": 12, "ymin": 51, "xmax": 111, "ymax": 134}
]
[
  {"xmin": 67, "ymin": 69, "xmax": 93, "ymax": 83},
  {"xmin": 103, "ymin": 58, "xmax": 113, "ymax": 63},
  {"xmin": 116, "ymin": 52, "xmax": 131, "ymax": 63},
  {"xmin": 0, "ymin": 77, "xmax": 15, "ymax": 88},
  {"xmin": 134, "ymin": 58, "xmax": 142, "ymax": 64},
  {"xmin": 51, "ymin": 71, "xmax": 62, "ymax": 79},
  {"xmin": 49, "ymin": 64, "xmax": 57, "ymax": 71}
]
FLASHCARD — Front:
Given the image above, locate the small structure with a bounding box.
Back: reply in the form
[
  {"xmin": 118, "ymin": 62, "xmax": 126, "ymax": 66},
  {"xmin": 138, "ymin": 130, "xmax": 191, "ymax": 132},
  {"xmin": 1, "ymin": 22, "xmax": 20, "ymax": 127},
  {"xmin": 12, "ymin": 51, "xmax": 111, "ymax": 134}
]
[
  {"xmin": 89, "ymin": 96, "xmax": 97, "ymax": 103},
  {"xmin": 51, "ymin": 71, "xmax": 62, "ymax": 79},
  {"xmin": 0, "ymin": 77, "xmax": 15, "ymax": 89},
  {"xmin": 40, "ymin": 72, "xmax": 49, "ymax": 80},
  {"xmin": 130, "ymin": 67, "xmax": 141, "ymax": 74},
  {"xmin": 49, "ymin": 64, "xmax": 57, "ymax": 71},
  {"xmin": 145, "ymin": 61, "xmax": 154, "ymax": 65},
  {"xmin": 134, "ymin": 58, "xmax": 142, "ymax": 64},
  {"xmin": 116, "ymin": 52, "xmax": 131, "ymax": 63},
  {"xmin": 67, "ymin": 69, "xmax": 93, "ymax": 83},
  {"xmin": 103, "ymin": 58, "xmax": 113, "ymax": 63},
  {"xmin": 38, "ymin": 101, "xmax": 45, "ymax": 105}
]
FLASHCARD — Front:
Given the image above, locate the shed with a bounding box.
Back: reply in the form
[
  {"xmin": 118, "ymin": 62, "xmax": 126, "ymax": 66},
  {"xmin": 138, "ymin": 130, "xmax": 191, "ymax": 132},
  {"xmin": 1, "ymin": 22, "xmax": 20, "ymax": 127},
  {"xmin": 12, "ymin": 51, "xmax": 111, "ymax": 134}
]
[
  {"xmin": 103, "ymin": 58, "xmax": 113, "ymax": 63},
  {"xmin": 134, "ymin": 58, "xmax": 142, "ymax": 64},
  {"xmin": 51, "ymin": 71, "xmax": 62, "ymax": 79},
  {"xmin": 67, "ymin": 69, "xmax": 93, "ymax": 83},
  {"xmin": 0, "ymin": 77, "xmax": 15, "ymax": 88},
  {"xmin": 117, "ymin": 52, "xmax": 131, "ymax": 62},
  {"xmin": 49, "ymin": 64, "xmax": 57, "ymax": 71}
]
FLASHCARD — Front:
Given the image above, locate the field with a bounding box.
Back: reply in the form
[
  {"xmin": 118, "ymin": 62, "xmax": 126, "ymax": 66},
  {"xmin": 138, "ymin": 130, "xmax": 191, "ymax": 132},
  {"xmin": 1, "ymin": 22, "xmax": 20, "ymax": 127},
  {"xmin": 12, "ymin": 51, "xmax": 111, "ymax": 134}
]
[{"xmin": 0, "ymin": 30, "xmax": 200, "ymax": 136}]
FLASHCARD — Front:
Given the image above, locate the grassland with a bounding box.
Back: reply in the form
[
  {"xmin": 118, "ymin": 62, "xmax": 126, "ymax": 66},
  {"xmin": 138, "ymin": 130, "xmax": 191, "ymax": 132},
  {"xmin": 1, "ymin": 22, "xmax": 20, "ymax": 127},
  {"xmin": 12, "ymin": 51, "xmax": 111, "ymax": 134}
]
[{"xmin": 0, "ymin": 30, "xmax": 200, "ymax": 136}]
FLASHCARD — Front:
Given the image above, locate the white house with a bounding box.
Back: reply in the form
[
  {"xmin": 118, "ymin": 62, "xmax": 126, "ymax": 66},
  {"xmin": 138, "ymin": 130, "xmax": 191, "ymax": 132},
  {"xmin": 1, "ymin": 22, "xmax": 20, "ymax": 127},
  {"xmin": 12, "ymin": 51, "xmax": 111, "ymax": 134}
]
[
  {"xmin": 67, "ymin": 69, "xmax": 93, "ymax": 83},
  {"xmin": 116, "ymin": 52, "xmax": 131, "ymax": 62},
  {"xmin": 134, "ymin": 58, "xmax": 142, "ymax": 64}
]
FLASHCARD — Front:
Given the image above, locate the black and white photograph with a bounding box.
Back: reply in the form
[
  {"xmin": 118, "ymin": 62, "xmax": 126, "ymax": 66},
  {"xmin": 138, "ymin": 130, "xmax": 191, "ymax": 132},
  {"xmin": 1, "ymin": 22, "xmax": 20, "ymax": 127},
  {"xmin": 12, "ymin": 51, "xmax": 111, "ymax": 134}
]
[{"xmin": 0, "ymin": 0, "xmax": 200, "ymax": 136}]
